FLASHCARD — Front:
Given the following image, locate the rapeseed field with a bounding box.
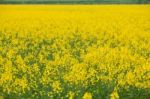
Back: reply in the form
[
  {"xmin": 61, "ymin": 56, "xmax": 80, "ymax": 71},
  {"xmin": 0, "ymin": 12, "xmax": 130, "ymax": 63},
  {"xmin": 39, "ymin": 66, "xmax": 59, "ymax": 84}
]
[{"xmin": 0, "ymin": 5, "xmax": 150, "ymax": 99}]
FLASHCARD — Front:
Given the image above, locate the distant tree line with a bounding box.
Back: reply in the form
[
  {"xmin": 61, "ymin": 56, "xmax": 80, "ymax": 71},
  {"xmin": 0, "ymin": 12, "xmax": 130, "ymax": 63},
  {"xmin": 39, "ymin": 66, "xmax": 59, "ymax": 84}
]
[{"xmin": 0, "ymin": 0, "xmax": 149, "ymax": 4}]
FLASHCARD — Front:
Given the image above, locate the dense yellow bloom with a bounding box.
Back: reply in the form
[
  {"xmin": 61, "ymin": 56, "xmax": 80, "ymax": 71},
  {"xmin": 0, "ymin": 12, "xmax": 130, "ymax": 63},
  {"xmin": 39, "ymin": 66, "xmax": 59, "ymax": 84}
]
[
  {"xmin": 83, "ymin": 92, "xmax": 92, "ymax": 99},
  {"xmin": 0, "ymin": 73, "xmax": 13, "ymax": 84},
  {"xmin": 14, "ymin": 78, "xmax": 28, "ymax": 93},
  {"xmin": 110, "ymin": 91, "xmax": 119, "ymax": 99},
  {"xmin": 0, "ymin": 5, "xmax": 149, "ymax": 99},
  {"xmin": 68, "ymin": 91, "xmax": 75, "ymax": 99},
  {"xmin": 52, "ymin": 81, "xmax": 62, "ymax": 93}
]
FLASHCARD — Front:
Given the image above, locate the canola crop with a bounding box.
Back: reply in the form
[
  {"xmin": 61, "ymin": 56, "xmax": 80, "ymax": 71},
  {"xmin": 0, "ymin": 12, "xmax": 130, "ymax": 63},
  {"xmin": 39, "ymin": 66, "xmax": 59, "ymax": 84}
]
[{"xmin": 0, "ymin": 5, "xmax": 150, "ymax": 99}]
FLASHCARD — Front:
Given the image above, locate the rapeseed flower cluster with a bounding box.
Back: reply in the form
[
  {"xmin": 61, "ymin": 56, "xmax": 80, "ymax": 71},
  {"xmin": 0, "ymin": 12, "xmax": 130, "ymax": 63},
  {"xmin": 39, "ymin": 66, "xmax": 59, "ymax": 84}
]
[{"xmin": 0, "ymin": 5, "xmax": 150, "ymax": 99}]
